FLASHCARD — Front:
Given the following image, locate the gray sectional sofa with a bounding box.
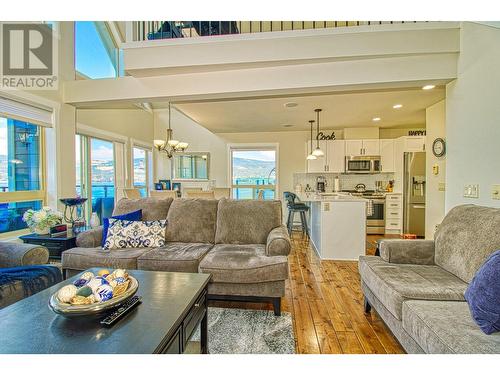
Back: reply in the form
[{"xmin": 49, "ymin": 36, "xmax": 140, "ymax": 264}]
[
  {"xmin": 360, "ymin": 204, "xmax": 500, "ymax": 353},
  {"xmin": 61, "ymin": 197, "xmax": 291, "ymax": 315}
]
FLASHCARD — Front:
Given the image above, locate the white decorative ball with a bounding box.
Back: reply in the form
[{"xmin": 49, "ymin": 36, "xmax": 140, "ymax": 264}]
[
  {"xmin": 57, "ymin": 285, "xmax": 78, "ymax": 303},
  {"xmin": 86, "ymin": 277, "xmax": 106, "ymax": 292},
  {"xmin": 81, "ymin": 271, "xmax": 94, "ymax": 281},
  {"xmin": 94, "ymin": 284, "xmax": 114, "ymax": 302},
  {"xmin": 113, "ymin": 269, "xmax": 127, "ymax": 279}
]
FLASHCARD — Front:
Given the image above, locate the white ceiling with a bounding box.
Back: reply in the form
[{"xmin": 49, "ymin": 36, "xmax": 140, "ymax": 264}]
[{"xmin": 171, "ymin": 87, "xmax": 445, "ymax": 133}]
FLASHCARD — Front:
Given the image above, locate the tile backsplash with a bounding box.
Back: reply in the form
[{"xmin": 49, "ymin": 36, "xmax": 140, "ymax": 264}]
[{"xmin": 293, "ymin": 172, "xmax": 395, "ymax": 192}]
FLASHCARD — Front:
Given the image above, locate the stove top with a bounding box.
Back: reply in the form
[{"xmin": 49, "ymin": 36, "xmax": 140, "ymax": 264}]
[{"xmin": 342, "ymin": 190, "xmax": 386, "ymax": 198}]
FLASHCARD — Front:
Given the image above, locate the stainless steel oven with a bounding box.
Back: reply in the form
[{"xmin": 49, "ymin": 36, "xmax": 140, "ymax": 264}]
[
  {"xmin": 366, "ymin": 198, "xmax": 385, "ymax": 234},
  {"xmin": 345, "ymin": 155, "xmax": 381, "ymax": 174}
]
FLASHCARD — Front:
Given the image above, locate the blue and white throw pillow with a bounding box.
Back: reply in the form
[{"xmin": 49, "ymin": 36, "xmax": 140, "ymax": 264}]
[{"xmin": 103, "ymin": 219, "xmax": 167, "ymax": 250}]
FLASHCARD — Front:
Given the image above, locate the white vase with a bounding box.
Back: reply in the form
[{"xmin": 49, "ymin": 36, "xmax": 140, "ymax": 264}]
[
  {"xmin": 34, "ymin": 227, "xmax": 50, "ymax": 235},
  {"xmin": 90, "ymin": 212, "xmax": 100, "ymax": 228}
]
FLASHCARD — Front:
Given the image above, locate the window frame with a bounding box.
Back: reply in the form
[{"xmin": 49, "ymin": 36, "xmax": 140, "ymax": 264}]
[
  {"xmin": 172, "ymin": 152, "xmax": 210, "ymax": 181},
  {"xmin": 131, "ymin": 144, "xmax": 152, "ymax": 194},
  {"xmin": 227, "ymin": 143, "xmax": 279, "ymax": 200},
  {"xmin": 0, "ymin": 117, "xmax": 47, "ymax": 237}
]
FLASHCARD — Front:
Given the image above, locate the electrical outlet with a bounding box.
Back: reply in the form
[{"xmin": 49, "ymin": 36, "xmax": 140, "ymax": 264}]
[
  {"xmin": 492, "ymin": 185, "xmax": 500, "ymax": 200},
  {"xmin": 463, "ymin": 184, "xmax": 479, "ymax": 198},
  {"xmin": 438, "ymin": 182, "xmax": 446, "ymax": 192}
]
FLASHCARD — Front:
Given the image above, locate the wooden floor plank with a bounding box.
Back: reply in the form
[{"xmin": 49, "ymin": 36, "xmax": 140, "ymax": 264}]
[{"xmin": 210, "ymin": 232, "xmax": 405, "ymax": 354}]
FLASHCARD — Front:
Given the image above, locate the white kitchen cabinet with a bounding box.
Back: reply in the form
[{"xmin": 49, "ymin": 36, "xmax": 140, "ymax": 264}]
[
  {"xmin": 306, "ymin": 140, "xmax": 328, "ymax": 172},
  {"xmin": 306, "ymin": 140, "xmax": 345, "ymax": 173},
  {"xmin": 362, "ymin": 139, "xmax": 380, "ymax": 155},
  {"xmin": 385, "ymin": 193, "xmax": 403, "ymax": 234},
  {"xmin": 404, "ymin": 136, "xmax": 426, "ymax": 152},
  {"xmin": 345, "ymin": 140, "xmax": 364, "ymax": 156},
  {"xmin": 327, "ymin": 140, "xmax": 345, "ymax": 173},
  {"xmin": 345, "ymin": 139, "xmax": 379, "ymax": 156},
  {"xmin": 380, "ymin": 139, "xmax": 395, "ymax": 172}
]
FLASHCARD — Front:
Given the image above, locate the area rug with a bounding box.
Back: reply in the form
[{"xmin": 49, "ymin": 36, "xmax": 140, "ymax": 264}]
[{"xmin": 191, "ymin": 307, "xmax": 295, "ymax": 354}]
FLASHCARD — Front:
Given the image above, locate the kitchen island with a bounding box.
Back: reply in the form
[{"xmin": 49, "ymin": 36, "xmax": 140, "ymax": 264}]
[{"xmin": 297, "ymin": 192, "xmax": 367, "ymax": 260}]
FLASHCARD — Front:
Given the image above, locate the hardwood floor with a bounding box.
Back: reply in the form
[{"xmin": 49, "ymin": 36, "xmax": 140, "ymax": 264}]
[{"xmin": 210, "ymin": 232, "xmax": 405, "ymax": 354}]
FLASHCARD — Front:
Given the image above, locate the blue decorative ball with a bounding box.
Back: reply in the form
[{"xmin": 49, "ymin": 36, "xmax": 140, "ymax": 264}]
[
  {"xmin": 114, "ymin": 277, "xmax": 126, "ymax": 284},
  {"xmin": 73, "ymin": 278, "xmax": 88, "ymax": 288},
  {"xmin": 94, "ymin": 285, "xmax": 113, "ymax": 302}
]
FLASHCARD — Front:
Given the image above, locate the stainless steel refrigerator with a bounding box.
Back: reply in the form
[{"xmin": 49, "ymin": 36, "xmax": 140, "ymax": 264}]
[{"xmin": 403, "ymin": 152, "xmax": 426, "ymax": 237}]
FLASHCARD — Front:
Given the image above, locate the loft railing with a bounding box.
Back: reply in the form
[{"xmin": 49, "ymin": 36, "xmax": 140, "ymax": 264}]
[{"xmin": 129, "ymin": 21, "xmax": 419, "ymax": 42}]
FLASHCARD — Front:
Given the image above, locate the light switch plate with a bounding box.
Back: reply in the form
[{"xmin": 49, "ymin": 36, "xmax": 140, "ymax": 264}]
[
  {"xmin": 463, "ymin": 184, "xmax": 479, "ymax": 198},
  {"xmin": 492, "ymin": 185, "xmax": 500, "ymax": 200}
]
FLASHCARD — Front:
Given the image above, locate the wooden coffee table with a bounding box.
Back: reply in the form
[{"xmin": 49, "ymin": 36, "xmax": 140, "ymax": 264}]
[{"xmin": 0, "ymin": 269, "xmax": 211, "ymax": 354}]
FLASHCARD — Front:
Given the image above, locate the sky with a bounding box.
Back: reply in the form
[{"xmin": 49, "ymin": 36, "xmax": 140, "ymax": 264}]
[
  {"xmin": 75, "ymin": 21, "xmax": 116, "ymax": 79},
  {"xmin": 233, "ymin": 150, "xmax": 276, "ymax": 162},
  {"xmin": 91, "ymin": 139, "xmax": 114, "ymax": 161}
]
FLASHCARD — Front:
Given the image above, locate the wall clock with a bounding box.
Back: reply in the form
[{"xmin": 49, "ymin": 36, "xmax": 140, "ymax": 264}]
[{"xmin": 432, "ymin": 138, "xmax": 446, "ymax": 157}]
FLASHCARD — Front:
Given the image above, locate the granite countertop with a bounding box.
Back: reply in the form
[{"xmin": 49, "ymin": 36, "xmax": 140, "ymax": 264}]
[{"xmin": 296, "ymin": 192, "xmax": 368, "ymax": 202}]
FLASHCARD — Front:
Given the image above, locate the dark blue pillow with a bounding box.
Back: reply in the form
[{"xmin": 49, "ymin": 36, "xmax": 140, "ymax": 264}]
[
  {"xmin": 464, "ymin": 250, "xmax": 500, "ymax": 335},
  {"xmin": 101, "ymin": 209, "xmax": 142, "ymax": 247}
]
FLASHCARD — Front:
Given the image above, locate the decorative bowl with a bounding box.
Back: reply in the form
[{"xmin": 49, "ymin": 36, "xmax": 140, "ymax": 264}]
[{"xmin": 49, "ymin": 276, "xmax": 139, "ymax": 317}]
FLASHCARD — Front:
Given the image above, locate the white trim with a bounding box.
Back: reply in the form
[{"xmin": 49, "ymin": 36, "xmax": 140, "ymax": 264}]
[
  {"xmin": 76, "ymin": 123, "xmax": 128, "ymax": 143},
  {"xmin": 130, "ymin": 138, "xmax": 153, "ymax": 150}
]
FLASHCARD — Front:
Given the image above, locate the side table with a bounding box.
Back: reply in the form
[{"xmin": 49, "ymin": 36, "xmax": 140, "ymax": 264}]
[{"xmin": 19, "ymin": 232, "xmax": 78, "ymax": 260}]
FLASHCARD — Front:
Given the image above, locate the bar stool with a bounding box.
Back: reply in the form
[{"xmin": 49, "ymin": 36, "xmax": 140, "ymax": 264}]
[{"xmin": 283, "ymin": 192, "xmax": 309, "ymax": 236}]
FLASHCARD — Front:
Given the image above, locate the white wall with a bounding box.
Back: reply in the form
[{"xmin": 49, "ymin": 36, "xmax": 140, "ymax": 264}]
[
  {"xmin": 446, "ymin": 22, "xmax": 500, "ymax": 210},
  {"xmin": 77, "ymin": 109, "xmax": 154, "ymax": 144},
  {"xmin": 425, "ymin": 100, "xmax": 446, "ymax": 239},
  {"xmin": 153, "ymin": 108, "xmax": 227, "ymax": 185}
]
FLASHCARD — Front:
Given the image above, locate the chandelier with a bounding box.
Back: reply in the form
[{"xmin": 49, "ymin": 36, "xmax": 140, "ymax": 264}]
[{"xmin": 154, "ymin": 102, "xmax": 189, "ymax": 158}]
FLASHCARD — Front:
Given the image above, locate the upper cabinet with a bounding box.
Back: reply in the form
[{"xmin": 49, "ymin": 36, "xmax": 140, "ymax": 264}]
[
  {"xmin": 327, "ymin": 140, "xmax": 345, "ymax": 173},
  {"xmin": 345, "ymin": 139, "xmax": 380, "ymax": 156},
  {"xmin": 306, "ymin": 140, "xmax": 327, "ymax": 173},
  {"xmin": 380, "ymin": 139, "xmax": 395, "ymax": 172},
  {"xmin": 403, "ymin": 136, "xmax": 426, "ymax": 152},
  {"xmin": 306, "ymin": 140, "xmax": 345, "ymax": 173}
]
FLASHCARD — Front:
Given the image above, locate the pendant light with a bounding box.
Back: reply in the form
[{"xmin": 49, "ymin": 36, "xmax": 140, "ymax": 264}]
[
  {"xmin": 311, "ymin": 108, "xmax": 324, "ymax": 157},
  {"xmin": 306, "ymin": 120, "xmax": 317, "ymax": 160}
]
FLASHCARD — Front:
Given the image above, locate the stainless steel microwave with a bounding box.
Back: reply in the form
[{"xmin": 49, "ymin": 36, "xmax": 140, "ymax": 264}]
[{"xmin": 345, "ymin": 155, "xmax": 382, "ymax": 174}]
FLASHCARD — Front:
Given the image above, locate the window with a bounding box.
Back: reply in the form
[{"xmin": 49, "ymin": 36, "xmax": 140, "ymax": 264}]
[
  {"xmin": 230, "ymin": 148, "xmax": 276, "ymax": 200},
  {"xmin": 75, "ymin": 22, "xmax": 119, "ymax": 79},
  {"xmin": 173, "ymin": 153, "xmax": 209, "ymax": 180},
  {"xmin": 0, "ymin": 116, "xmax": 45, "ymax": 234},
  {"xmin": 75, "ymin": 134, "xmax": 116, "ymax": 221},
  {"xmin": 132, "ymin": 147, "xmax": 150, "ymax": 196}
]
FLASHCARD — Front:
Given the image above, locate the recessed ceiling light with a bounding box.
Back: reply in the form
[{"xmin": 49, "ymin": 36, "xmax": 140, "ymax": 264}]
[
  {"xmin": 372, "ymin": 117, "xmax": 381, "ymax": 122},
  {"xmin": 393, "ymin": 104, "xmax": 403, "ymax": 109},
  {"xmin": 284, "ymin": 102, "xmax": 298, "ymax": 108},
  {"xmin": 283, "ymin": 124, "xmax": 294, "ymax": 128},
  {"xmin": 422, "ymin": 85, "xmax": 435, "ymax": 90}
]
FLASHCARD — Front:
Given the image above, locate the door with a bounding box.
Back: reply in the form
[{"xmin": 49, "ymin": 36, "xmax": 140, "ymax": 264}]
[
  {"xmin": 306, "ymin": 140, "xmax": 327, "ymax": 172},
  {"xmin": 345, "ymin": 140, "xmax": 363, "ymax": 156},
  {"xmin": 327, "ymin": 140, "xmax": 345, "ymax": 173},
  {"xmin": 362, "ymin": 139, "xmax": 380, "ymax": 155},
  {"xmin": 380, "ymin": 139, "xmax": 395, "ymax": 172}
]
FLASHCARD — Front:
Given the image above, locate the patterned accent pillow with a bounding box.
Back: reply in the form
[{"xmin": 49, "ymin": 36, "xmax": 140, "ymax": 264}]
[{"xmin": 103, "ymin": 219, "xmax": 167, "ymax": 250}]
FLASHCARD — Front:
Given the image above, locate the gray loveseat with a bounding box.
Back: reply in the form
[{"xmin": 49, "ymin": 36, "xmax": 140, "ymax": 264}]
[
  {"xmin": 360, "ymin": 204, "xmax": 500, "ymax": 353},
  {"xmin": 61, "ymin": 197, "xmax": 291, "ymax": 315}
]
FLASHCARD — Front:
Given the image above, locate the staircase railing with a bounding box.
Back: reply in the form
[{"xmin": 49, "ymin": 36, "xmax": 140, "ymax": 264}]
[{"xmin": 127, "ymin": 21, "xmax": 420, "ymax": 42}]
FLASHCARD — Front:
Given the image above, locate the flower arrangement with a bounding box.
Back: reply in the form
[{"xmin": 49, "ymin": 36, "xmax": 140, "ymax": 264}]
[{"xmin": 23, "ymin": 206, "xmax": 63, "ymax": 235}]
